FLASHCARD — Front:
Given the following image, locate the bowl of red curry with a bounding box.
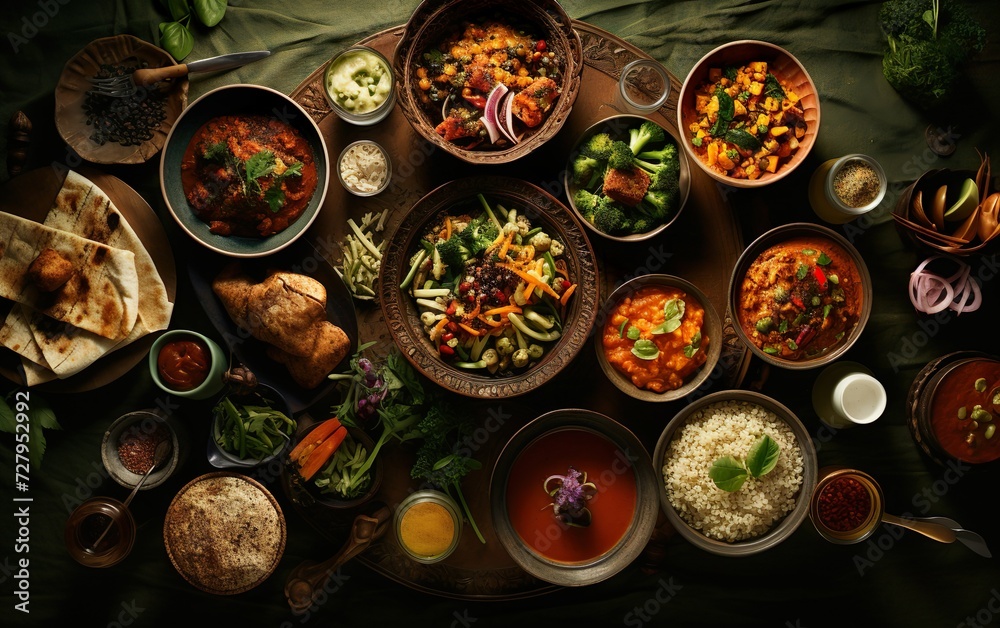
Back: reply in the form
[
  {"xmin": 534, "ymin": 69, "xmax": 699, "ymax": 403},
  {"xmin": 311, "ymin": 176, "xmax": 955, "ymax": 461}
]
[
  {"xmin": 729, "ymin": 223, "xmax": 872, "ymax": 369},
  {"xmin": 596, "ymin": 274, "xmax": 722, "ymax": 402},
  {"xmin": 160, "ymin": 84, "xmax": 329, "ymax": 258}
]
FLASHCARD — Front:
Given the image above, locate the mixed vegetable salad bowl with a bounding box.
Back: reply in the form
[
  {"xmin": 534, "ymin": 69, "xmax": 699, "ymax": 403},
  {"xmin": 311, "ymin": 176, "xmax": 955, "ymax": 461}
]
[
  {"xmin": 392, "ymin": 0, "xmax": 583, "ymax": 164},
  {"xmin": 677, "ymin": 40, "xmax": 819, "ymax": 188},
  {"xmin": 379, "ymin": 176, "xmax": 599, "ymax": 399},
  {"xmin": 564, "ymin": 114, "xmax": 691, "ymax": 242}
]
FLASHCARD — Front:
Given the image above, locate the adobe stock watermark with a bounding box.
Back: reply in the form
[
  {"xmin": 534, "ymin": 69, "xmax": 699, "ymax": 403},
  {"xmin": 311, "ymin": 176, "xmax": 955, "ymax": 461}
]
[
  {"xmin": 7, "ymin": 0, "xmax": 71, "ymax": 53},
  {"xmin": 277, "ymin": 567, "xmax": 350, "ymax": 625},
  {"xmin": 622, "ymin": 576, "xmax": 683, "ymax": 627},
  {"xmin": 105, "ymin": 599, "xmax": 145, "ymax": 628},
  {"xmin": 956, "ymin": 588, "xmax": 1000, "ymax": 628},
  {"xmin": 841, "ymin": 125, "xmax": 961, "ymax": 245},
  {"xmin": 853, "ymin": 458, "xmax": 971, "ymax": 575}
]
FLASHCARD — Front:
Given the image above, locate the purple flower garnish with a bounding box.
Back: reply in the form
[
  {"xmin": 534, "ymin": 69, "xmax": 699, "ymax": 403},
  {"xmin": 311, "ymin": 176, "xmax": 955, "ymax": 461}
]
[{"xmin": 543, "ymin": 466, "xmax": 598, "ymax": 527}]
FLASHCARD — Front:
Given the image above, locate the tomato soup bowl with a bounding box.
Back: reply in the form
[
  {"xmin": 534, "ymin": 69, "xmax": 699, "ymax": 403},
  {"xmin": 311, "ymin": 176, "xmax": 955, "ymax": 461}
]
[
  {"xmin": 595, "ymin": 274, "xmax": 722, "ymax": 402},
  {"xmin": 728, "ymin": 222, "xmax": 872, "ymax": 370},
  {"xmin": 676, "ymin": 40, "xmax": 819, "ymax": 189},
  {"xmin": 653, "ymin": 390, "xmax": 818, "ymax": 556},
  {"xmin": 490, "ymin": 409, "xmax": 659, "ymax": 586},
  {"xmin": 160, "ymin": 84, "xmax": 330, "ymax": 258}
]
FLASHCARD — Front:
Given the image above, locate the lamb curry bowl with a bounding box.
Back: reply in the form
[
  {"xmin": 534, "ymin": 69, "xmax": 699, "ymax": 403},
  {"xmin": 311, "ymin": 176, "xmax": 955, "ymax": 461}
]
[{"xmin": 731, "ymin": 224, "xmax": 870, "ymax": 367}]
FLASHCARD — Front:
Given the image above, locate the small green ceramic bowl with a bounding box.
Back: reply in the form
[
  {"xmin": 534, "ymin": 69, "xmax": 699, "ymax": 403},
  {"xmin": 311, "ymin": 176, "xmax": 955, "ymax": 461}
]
[
  {"xmin": 159, "ymin": 84, "xmax": 329, "ymax": 257},
  {"xmin": 148, "ymin": 330, "xmax": 227, "ymax": 400}
]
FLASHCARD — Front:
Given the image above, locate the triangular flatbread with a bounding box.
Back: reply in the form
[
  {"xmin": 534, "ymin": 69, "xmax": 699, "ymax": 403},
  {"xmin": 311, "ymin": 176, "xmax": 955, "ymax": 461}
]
[{"xmin": 0, "ymin": 211, "xmax": 139, "ymax": 340}]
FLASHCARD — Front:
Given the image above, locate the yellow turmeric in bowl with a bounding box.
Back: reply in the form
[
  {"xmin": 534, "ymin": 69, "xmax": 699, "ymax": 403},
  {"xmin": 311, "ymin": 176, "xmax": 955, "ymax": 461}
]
[{"xmin": 399, "ymin": 501, "xmax": 456, "ymax": 557}]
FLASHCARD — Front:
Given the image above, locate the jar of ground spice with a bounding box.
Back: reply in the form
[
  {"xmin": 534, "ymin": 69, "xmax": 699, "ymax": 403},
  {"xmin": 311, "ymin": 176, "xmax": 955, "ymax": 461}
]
[
  {"xmin": 809, "ymin": 467, "xmax": 883, "ymax": 543},
  {"xmin": 809, "ymin": 154, "xmax": 887, "ymax": 224},
  {"xmin": 394, "ymin": 490, "xmax": 462, "ymax": 563}
]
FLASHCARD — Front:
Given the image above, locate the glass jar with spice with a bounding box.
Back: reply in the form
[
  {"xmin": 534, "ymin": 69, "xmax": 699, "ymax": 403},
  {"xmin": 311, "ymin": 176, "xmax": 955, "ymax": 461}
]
[
  {"xmin": 808, "ymin": 467, "xmax": 883, "ymax": 543},
  {"xmin": 809, "ymin": 154, "xmax": 887, "ymax": 224},
  {"xmin": 394, "ymin": 490, "xmax": 463, "ymax": 564}
]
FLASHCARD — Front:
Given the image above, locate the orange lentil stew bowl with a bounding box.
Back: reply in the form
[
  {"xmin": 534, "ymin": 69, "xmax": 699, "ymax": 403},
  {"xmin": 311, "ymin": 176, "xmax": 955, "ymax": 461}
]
[
  {"xmin": 596, "ymin": 274, "xmax": 722, "ymax": 402},
  {"xmin": 393, "ymin": 0, "xmax": 583, "ymax": 165},
  {"xmin": 677, "ymin": 40, "xmax": 819, "ymax": 188}
]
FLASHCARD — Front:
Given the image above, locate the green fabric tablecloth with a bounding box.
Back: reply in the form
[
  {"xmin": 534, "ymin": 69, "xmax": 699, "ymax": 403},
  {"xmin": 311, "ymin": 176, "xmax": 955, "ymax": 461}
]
[{"xmin": 2, "ymin": 1, "xmax": 999, "ymax": 626}]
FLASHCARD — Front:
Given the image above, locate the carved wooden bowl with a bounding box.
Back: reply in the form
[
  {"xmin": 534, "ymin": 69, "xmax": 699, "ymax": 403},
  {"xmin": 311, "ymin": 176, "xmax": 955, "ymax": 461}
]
[
  {"xmin": 393, "ymin": 0, "xmax": 583, "ymax": 164},
  {"xmin": 55, "ymin": 34, "xmax": 188, "ymax": 164},
  {"xmin": 379, "ymin": 176, "xmax": 598, "ymax": 399}
]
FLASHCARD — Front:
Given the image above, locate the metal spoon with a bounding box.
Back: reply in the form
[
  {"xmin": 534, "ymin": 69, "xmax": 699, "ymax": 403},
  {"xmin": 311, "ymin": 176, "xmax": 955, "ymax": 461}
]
[
  {"xmin": 90, "ymin": 440, "xmax": 172, "ymax": 551},
  {"xmin": 881, "ymin": 512, "xmax": 957, "ymax": 544},
  {"xmin": 909, "ymin": 516, "xmax": 992, "ymax": 558}
]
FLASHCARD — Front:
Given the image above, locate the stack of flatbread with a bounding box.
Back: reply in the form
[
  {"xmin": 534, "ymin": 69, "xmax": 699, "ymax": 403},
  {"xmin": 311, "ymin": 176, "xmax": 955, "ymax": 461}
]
[{"xmin": 0, "ymin": 171, "xmax": 173, "ymax": 386}]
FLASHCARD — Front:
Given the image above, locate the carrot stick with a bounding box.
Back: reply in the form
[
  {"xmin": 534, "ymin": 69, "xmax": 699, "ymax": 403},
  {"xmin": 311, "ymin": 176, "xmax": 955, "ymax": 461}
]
[
  {"xmin": 560, "ymin": 283, "xmax": 577, "ymax": 306},
  {"xmin": 483, "ymin": 305, "xmax": 522, "ymax": 317},
  {"xmin": 501, "ymin": 264, "xmax": 560, "ymax": 299},
  {"xmin": 288, "ymin": 418, "xmax": 342, "ymax": 464},
  {"xmin": 444, "ymin": 217, "xmax": 453, "ymax": 241},
  {"xmin": 478, "ymin": 315, "xmax": 503, "ymax": 327},
  {"xmin": 432, "ymin": 314, "xmax": 450, "ymax": 336},
  {"xmin": 459, "ymin": 322, "xmax": 482, "ymax": 336},
  {"xmin": 299, "ymin": 426, "xmax": 348, "ymax": 481},
  {"xmin": 499, "ymin": 232, "xmax": 513, "ymax": 259}
]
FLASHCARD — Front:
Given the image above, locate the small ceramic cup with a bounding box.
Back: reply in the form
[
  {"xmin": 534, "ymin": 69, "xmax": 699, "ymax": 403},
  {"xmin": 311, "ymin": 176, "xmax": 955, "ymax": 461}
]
[
  {"xmin": 149, "ymin": 330, "xmax": 227, "ymax": 400},
  {"xmin": 102, "ymin": 409, "xmax": 182, "ymax": 490},
  {"xmin": 812, "ymin": 361, "xmax": 887, "ymax": 428},
  {"xmin": 808, "ymin": 154, "xmax": 887, "ymax": 224}
]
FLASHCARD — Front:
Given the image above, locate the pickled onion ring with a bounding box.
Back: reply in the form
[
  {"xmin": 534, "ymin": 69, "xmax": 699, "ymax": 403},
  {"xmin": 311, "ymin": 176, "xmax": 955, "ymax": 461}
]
[{"xmin": 909, "ymin": 256, "xmax": 981, "ymax": 315}]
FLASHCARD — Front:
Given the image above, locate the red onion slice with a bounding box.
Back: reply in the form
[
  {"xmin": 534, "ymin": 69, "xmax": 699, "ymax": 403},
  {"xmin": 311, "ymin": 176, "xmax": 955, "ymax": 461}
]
[
  {"xmin": 480, "ymin": 84, "xmax": 509, "ymax": 145},
  {"xmin": 909, "ymin": 256, "xmax": 982, "ymax": 315}
]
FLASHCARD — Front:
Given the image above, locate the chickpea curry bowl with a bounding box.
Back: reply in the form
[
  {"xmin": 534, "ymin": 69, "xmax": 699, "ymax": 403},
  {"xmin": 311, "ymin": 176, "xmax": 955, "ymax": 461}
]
[
  {"xmin": 729, "ymin": 223, "xmax": 871, "ymax": 369},
  {"xmin": 393, "ymin": 0, "xmax": 583, "ymax": 164}
]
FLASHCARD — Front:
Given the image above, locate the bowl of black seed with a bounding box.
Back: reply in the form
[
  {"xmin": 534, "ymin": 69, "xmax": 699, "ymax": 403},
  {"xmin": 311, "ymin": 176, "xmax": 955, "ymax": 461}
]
[{"xmin": 56, "ymin": 34, "xmax": 188, "ymax": 164}]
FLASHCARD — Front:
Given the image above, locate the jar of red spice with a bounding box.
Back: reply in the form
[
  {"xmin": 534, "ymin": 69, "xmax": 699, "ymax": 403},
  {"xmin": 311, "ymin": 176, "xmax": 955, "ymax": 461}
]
[{"xmin": 809, "ymin": 467, "xmax": 883, "ymax": 543}]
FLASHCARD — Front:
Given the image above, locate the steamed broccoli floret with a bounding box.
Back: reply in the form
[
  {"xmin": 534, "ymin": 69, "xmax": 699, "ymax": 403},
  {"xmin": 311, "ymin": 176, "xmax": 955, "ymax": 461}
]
[
  {"xmin": 643, "ymin": 190, "xmax": 679, "ymax": 221},
  {"xmin": 582, "ymin": 132, "xmax": 614, "ymax": 160},
  {"xmin": 630, "ymin": 217, "xmax": 653, "ymax": 233},
  {"xmin": 572, "ymin": 154, "xmax": 602, "ymax": 186},
  {"xmin": 637, "ymin": 143, "xmax": 678, "ymax": 164},
  {"xmin": 436, "ymin": 237, "xmax": 471, "ymax": 269},
  {"xmin": 628, "ymin": 121, "xmax": 666, "ymax": 155},
  {"xmin": 634, "ymin": 143, "xmax": 680, "ymax": 194},
  {"xmin": 607, "ymin": 140, "xmax": 635, "ymax": 171},
  {"xmin": 593, "ymin": 197, "xmax": 632, "ymax": 234},
  {"xmin": 457, "ymin": 215, "xmax": 499, "ymax": 256},
  {"xmin": 573, "ymin": 189, "xmax": 602, "ymax": 222}
]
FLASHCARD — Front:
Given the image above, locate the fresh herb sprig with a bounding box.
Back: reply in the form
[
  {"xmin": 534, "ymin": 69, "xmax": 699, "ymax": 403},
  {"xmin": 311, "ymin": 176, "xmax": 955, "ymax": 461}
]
[
  {"xmin": 202, "ymin": 143, "xmax": 304, "ymax": 212},
  {"xmin": 709, "ymin": 434, "xmax": 781, "ymax": 492}
]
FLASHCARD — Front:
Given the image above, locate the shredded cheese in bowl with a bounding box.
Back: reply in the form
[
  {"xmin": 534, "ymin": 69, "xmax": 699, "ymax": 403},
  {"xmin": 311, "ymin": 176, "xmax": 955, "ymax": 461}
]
[{"xmin": 338, "ymin": 140, "xmax": 390, "ymax": 196}]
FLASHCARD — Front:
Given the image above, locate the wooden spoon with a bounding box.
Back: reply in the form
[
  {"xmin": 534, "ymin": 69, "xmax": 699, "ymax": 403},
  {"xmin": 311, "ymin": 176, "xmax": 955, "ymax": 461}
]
[
  {"xmin": 892, "ymin": 213, "xmax": 970, "ymax": 245},
  {"xmin": 978, "ymin": 192, "xmax": 1000, "ymax": 242},
  {"xmin": 931, "ymin": 184, "xmax": 948, "ymax": 230},
  {"xmin": 975, "ymin": 150, "xmax": 991, "ymax": 202},
  {"xmin": 910, "ymin": 190, "xmax": 936, "ymax": 229}
]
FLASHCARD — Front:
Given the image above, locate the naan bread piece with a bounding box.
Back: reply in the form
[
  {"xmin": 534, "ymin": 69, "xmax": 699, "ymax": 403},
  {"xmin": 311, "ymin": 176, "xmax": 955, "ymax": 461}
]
[
  {"xmin": 48, "ymin": 171, "xmax": 172, "ymax": 332},
  {"xmin": 212, "ymin": 266, "xmax": 327, "ymax": 358},
  {"xmin": 22, "ymin": 357, "xmax": 57, "ymax": 387},
  {"xmin": 265, "ymin": 321, "xmax": 350, "ymax": 389},
  {"xmin": 0, "ymin": 212, "xmax": 139, "ymax": 340},
  {"xmin": 0, "ymin": 305, "xmax": 51, "ymax": 367}
]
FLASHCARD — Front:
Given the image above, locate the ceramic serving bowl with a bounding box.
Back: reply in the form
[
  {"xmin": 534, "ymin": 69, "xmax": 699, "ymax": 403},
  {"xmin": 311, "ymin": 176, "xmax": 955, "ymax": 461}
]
[
  {"xmin": 379, "ymin": 176, "xmax": 599, "ymax": 399},
  {"xmin": 282, "ymin": 422, "xmax": 383, "ymax": 512},
  {"xmin": 594, "ymin": 274, "xmax": 721, "ymax": 402},
  {"xmin": 55, "ymin": 34, "xmax": 188, "ymax": 164},
  {"xmin": 207, "ymin": 384, "xmax": 295, "ymax": 469},
  {"xmin": 393, "ymin": 0, "xmax": 583, "ymax": 164},
  {"xmin": 728, "ymin": 222, "xmax": 872, "ymax": 370},
  {"xmin": 563, "ymin": 114, "xmax": 692, "ymax": 242},
  {"xmin": 676, "ymin": 40, "xmax": 819, "ymax": 188},
  {"xmin": 653, "ymin": 390, "xmax": 818, "ymax": 556},
  {"xmin": 160, "ymin": 84, "xmax": 329, "ymax": 257},
  {"xmin": 101, "ymin": 409, "xmax": 182, "ymax": 491},
  {"xmin": 148, "ymin": 329, "xmax": 227, "ymax": 400},
  {"xmin": 490, "ymin": 409, "xmax": 659, "ymax": 586}
]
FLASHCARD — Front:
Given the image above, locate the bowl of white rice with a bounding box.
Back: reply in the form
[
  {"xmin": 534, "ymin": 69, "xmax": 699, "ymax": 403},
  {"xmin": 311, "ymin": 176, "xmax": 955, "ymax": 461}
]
[{"xmin": 654, "ymin": 390, "xmax": 817, "ymax": 556}]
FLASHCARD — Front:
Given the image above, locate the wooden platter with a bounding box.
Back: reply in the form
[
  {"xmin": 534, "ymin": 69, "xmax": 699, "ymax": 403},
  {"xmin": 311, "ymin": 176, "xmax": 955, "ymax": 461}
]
[
  {"xmin": 281, "ymin": 21, "xmax": 750, "ymax": 599},
  {"xmin": 0, "ymin": 166, "xmax": 178, "ymax": 392}
]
